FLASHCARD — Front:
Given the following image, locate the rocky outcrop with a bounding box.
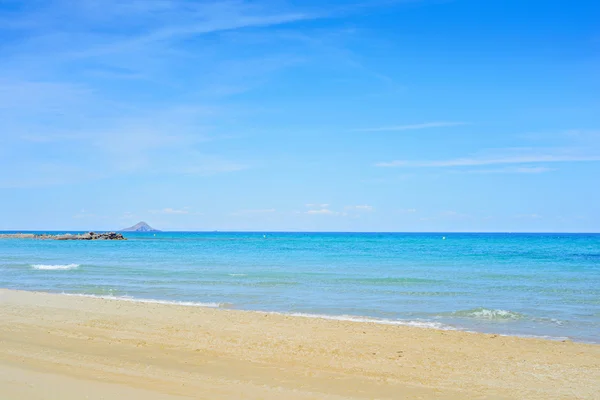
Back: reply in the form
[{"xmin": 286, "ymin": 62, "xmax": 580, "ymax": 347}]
[
  {"xmin": 0, "ymin": 232, "xmax": 126, "ymax": 240},
  {"xmin": 54, "ymin": 232, "xmax": 126, "ymax": 240}
]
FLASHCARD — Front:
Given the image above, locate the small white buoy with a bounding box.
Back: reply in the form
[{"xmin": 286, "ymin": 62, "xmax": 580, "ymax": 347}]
[{"xmin": 442, "ymin": 236, "xmax": 446, "ymax": 240}]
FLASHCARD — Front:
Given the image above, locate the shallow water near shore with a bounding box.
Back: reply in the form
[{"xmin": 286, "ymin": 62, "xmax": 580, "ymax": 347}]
[{"xmin": 1, "ymin": 232, "xmax": 599, "ymax": 342}]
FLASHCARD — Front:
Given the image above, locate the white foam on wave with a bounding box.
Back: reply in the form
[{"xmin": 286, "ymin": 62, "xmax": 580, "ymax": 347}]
[
  {"xmin": 228, "ymin": 273, "xmax": 247, "ymax": 277},
  {"xmin": 514, "ymin": 333, "xmax": 572, "ymax": 342},
  {"xmin": 440, "ymin": 308, "xmax": 567, "ymax": 327},
  {"xmin": 60, "ymin": 292, "xmax": 226, "ymax": 308},
  {"xmin": 449, "ymin": 307, "xmax": 525, "ymax": 320},
  {"xmin": 31, "ymin": 264, "xmax": 80, "ymax": 270},
  {"xmin": 273, "ymin": 312, "xmax": 457, "ymax": 330},
  {"xmin": 279, "ymin": 313, "xmax": 578, "ymax": 341}
]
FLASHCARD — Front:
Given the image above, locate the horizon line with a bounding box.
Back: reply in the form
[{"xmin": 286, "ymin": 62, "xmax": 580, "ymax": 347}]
[{"xmin": 1, "ymin": 230, "xmax": 599, "ymax": 234}]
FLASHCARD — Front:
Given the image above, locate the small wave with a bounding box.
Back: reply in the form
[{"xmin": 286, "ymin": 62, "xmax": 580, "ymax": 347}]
[
  {"xmin": 448, "ymin": 307, "xmax": 525, "ymax": 320},
  {"xmin": 275, "ymin": 312, "xmax": 456, "ymax": 330},
  {"xmin": 439, "ymin": 308, "xmax": 567, "ymax": 326},
  {"xmin": 516, "ymin": 334, "xmax": 572, "ymax": 342},
  {"xmin": 61, "ymin": 292, "xmax": 226, "ymax": 308},
  {"xmin": 76, "ymin": 287, "xmax": 123, "ymax": 296},
  {"xmin": 31, "ymin": 264, "xmax": 80, "ymax": 270},
  {"xmin": 228, "ymin": 273, "xmax": 247, "ymax": 277}
]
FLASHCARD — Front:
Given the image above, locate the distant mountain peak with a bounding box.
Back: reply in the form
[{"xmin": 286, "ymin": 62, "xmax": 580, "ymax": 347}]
[{"xmin": 121, "ymin": 221, "xmax": 160, "ymax": 232}]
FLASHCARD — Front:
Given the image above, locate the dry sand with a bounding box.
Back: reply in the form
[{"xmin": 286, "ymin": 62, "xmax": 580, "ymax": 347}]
[{"xmin": 0, "ymin": 289, "xmax": 598, "ymax": 399}]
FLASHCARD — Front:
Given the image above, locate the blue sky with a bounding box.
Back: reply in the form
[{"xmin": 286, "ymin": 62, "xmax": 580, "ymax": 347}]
[{"xmin": 1, "ymin": 0, "xmax": 599, "ymax": 232}]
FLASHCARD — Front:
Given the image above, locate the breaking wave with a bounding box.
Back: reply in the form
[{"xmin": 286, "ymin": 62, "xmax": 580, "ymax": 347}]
[
  {"xmin": 61, "ymin": 292, "xmax": 229, "ymax": 308},
  {"xmin": 446, "ymin": 307, "xmax": 526, "ymax": 320},
  {"xmin": 31, "ymin": 264, "xmax": 80, "ymax": 270},
  {"xmin": 277, "ymin": 312, "xmax": 456, "ymax": 330}
]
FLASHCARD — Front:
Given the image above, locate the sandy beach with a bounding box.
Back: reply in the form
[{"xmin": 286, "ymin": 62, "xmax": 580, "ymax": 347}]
[{"xmin": 0, "ymin": 289, "xmax": 598, "ymax": 399}]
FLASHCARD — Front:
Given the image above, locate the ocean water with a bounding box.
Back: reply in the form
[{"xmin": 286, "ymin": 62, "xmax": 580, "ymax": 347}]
[{"xmin": 1, "ymin": 232, "xmax": 599, "ymax": 343}]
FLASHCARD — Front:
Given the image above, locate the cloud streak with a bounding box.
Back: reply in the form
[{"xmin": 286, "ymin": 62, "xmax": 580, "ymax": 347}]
[
  {"xmin": 450, "ymin": 166, "xmax": 556, "ymax": 174},
  {"xmin": 376, "ymin": 149, "xmax": 600, "ymax": 168},
  {"xmin": 306, "ymin": 203, "xmax": 330, "ymax": 208},
  {"xmin": 306, "ymin": 209, "xmax": 337, "ymax": 215},
  {"xmin": 345, "ymin": 205, "xmax": 374, "ymax": 211},
  {"xmin": 396, "ymin": 208, "xmax": 417, "ymax": 214},
  {"xmin": 68, "ymin": 11, "xmax": 315, "ymax": 59}
]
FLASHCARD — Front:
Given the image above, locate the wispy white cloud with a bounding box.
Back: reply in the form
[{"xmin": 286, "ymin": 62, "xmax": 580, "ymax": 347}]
[
  {"xmin": 376, "ymin": 148, "xmax": 600, "ymax": 168},
  {"xmin": 396, "ymin": 208, "xmax": 417, "ymax": 214},
  {"xmin": 306, "ymin": 203, "xmax": 330, "ymax": 208},
  {"xmin": 356, "ymin": 122, "xmax": 467, "ymax": 132},
  {"xmin": 345, "ymin": 205, "xmax": 374, "ymax": 211},
  {"xmin": 67, "ymin": 12, "xmax": 315, "ymax": 60},
  {"xmin": 0, "ymin": 0, "xmax": 320, "ymax": 77},
  {"xmin": 450, "ymin": 166, "xmax": 555, "ymax": 174},
  {"xmin": 306, "ymin": 209, "xmax": 338, "ymax": 215}
]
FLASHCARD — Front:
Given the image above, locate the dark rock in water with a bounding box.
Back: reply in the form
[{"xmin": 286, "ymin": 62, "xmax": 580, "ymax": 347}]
[
  {"xmin": 50, "ymin": 232, "xmax": 127, "ymax": 241},
  {"xmin": 120, "ymin": 221, "xmax": 160, "ymax": 232}
]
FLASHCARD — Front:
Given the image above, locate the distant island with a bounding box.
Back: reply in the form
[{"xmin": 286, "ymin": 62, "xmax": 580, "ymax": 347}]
[{"xmin": 121, "ymin": 221, "xmax": 160, "ymax": 232}]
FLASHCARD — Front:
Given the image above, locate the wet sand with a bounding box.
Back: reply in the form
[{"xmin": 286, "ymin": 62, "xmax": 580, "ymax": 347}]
[{"xmin": 0, "ymin": 289, "xmax": 598, "ymax": 399}]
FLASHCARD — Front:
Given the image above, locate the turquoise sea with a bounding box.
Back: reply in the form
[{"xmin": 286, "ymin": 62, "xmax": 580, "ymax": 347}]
[{"xmin": 1, "ymin": 232, "xmax": 599, "ymax": 343}]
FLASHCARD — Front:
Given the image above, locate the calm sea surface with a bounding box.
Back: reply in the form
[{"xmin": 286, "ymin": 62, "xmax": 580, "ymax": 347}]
[{"xmin": 1, "ymin": 232, "xmax": 598, "ymax": 342}]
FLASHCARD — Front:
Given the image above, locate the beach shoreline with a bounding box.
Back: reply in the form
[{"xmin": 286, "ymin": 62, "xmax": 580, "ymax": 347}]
[
  {"xmin": 35, "ymin": 291, "xmax": 588, "ymax": 343},
  {"xmin": 1, "ymin": 289, "xmax": 598, "ymax": 399}
]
